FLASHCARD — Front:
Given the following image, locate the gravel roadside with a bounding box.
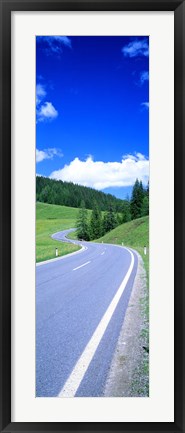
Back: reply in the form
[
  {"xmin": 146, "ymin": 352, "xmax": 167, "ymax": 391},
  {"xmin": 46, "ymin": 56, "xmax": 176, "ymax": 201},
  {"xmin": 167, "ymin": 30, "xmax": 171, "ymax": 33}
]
[{"xmin": 104, "ymin": 252, "xmax": 149, "ymax": 397}]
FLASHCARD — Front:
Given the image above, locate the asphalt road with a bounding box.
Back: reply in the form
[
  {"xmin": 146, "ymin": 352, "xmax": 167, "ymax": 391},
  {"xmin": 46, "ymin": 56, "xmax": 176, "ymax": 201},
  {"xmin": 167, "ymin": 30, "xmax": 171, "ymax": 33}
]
[{"xmin": 36, "ymin": 229, "xmax": 138, "ymax": 397}]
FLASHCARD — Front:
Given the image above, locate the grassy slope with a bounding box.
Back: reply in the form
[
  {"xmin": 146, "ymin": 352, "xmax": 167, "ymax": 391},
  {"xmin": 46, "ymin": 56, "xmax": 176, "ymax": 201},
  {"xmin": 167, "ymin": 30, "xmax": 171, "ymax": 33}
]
[
  {"xmin": 95, "ymin": 215, "xmax": 149, "ymax": 313},
  {"xmin": 36, "ymin": 202, "xmax": 87, "ymax": 262},
  {"xmin": 95, "ymin": 216, "xmax": 149, "ymax": 396},
  {"xmin": 96, "ymin": 216, "xmax": 149, "ymax": 281}
]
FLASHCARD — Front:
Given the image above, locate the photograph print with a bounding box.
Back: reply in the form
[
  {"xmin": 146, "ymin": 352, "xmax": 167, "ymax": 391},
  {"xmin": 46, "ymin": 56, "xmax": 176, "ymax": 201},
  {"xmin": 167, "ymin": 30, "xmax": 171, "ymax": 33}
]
[{"xmin": 36, "ymin": 36, "xmax": 149, "ymax": 398}]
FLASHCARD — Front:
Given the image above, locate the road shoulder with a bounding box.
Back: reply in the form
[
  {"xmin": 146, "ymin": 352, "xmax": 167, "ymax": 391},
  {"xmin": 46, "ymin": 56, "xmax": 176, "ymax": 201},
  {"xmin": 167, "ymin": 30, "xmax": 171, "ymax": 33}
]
[{"xmin": 104, "ymin": 252, "xmax": 149, "ymax": 397}]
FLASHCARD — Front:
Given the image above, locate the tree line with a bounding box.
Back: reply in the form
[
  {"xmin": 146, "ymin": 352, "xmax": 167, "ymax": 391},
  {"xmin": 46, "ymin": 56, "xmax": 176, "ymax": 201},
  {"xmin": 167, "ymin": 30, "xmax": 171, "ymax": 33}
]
[
  {"xmin": 76, "ymin": 179, "xmax": 149, "ymax": 241},
  {"xmin": 36, "ymin": 176, "xmax": 124, "ymax": 212}
]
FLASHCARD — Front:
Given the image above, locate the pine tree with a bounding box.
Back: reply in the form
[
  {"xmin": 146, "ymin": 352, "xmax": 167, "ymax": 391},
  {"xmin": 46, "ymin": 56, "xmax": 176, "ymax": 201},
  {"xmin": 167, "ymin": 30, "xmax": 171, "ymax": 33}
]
[
  {"xmin": 76, "ymin": 201, "xmax": 90, "ymax": 241},
  {"xmin": 102, "ymin": 204, "xmax": 117, "ymax": 234},
  {"xmin": 141, "ymin": 181, "xmax": 149, "ymax": 216},
  {"xmin": 122, "ymin": 199, "xmax": 131, "ymax": 223},
  {"xmin": 130, "ymin": 179, "xmax": 144, "ymax": 220},
  {"xmin": 146, "ymin": 180, "xmax": 149, "ymax": 198},
  {"xmin": 102, "ymin": 212, "xmax": 109, "ymax": 235},
  {"xmin": 116, "ymin": 213, "xmax": 123, "ymax": 226},
  {"xmin": 141, "ymin": 195, "xmax": 149, "ymax": 216},
  {"xmin": 39, "ymin": 185, "xmax": 52, "ymax": 203},
  {"xmin": 90, "ymin": 202, "xmax": 102, "ymax": 240}
]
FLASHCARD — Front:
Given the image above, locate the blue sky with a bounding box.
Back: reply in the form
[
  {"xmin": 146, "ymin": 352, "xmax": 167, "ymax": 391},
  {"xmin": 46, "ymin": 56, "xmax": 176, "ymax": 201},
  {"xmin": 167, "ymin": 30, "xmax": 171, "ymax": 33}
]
[{"xmin": 36, "ymin": 36, "xmax": 149, "ymax": 199}]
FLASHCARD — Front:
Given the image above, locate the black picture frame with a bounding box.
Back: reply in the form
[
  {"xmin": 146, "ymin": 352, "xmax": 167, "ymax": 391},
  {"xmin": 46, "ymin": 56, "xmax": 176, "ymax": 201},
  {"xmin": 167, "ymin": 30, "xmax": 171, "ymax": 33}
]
[{"xmin": 0, "ymin": 0, "xmax": 184, "ymax": 432}]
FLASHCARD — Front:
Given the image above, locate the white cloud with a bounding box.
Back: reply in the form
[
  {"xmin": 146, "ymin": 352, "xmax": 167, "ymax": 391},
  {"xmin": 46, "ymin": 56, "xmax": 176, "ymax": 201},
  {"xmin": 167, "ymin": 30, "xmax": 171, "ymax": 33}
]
[
  {"xmin": 140, "ymin": 71, "xmax": 149, "ymax": 85},
  {"xmin": 37, "ymin": 36, "xmax": 72, "ymax": 55},
  {"xmin": 122, "ymin": 38, "xmax": 149, "ymax": 58},
  {"xmin": 36, "ymin": 148, "xmax": 63, "ymax": 163},
  {"xmin": 36, "ymin": 84, "xmax": 46, "ymax": 105},
  {"xmin": 50, "ymin": 154, "xmax": 149, "ymax": 189},
  {"xmin": 123, "ymin": 152, "xmax": 146, "ymax": 161},
  {"xmin": 36, "ymin": 82, "xmax": 58, "ymax": 122},
  {"xmin": 37, "ymin": 101, "xmax": 58, "ymax": 122},
  {"xmin": 141, "ymin": 102, "xmax": 149, "ymax": 110}
]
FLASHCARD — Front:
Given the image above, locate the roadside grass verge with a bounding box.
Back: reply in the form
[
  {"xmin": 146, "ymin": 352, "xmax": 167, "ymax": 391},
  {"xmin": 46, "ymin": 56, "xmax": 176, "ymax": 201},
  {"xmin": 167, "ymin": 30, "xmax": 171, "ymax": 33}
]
[
  {"xmin": 131, "ymin": 248, "xmax": 149, "ymax": 396},
  {"xmin": 95, "ymin": 216, "xmax": 149, "ymax": 396},
  {"xmin": 67, "ymin": 230, "xmax": 78, "ymax": 240},
  {"xmin": 36, "ymin": 202, "xmax": 82, "ymax": 262}
]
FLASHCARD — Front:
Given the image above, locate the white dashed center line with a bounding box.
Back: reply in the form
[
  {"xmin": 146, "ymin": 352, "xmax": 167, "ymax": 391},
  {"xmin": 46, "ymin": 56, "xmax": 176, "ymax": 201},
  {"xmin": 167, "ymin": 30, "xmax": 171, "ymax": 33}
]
[
  {"xmin": 73, "ymin": 261, "xmax": 91, "ymax": 271},
  {"xmin": 101, "ymin": 252, "xmax": 105, "ymax": 255}
]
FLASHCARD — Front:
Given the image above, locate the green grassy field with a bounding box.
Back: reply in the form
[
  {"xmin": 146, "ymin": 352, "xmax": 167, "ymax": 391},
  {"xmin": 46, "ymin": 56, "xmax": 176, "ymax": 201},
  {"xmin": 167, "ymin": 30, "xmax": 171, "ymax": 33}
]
[{"xmin": 36, "ymin": 202, "xmax": 83, "ymax": 262}]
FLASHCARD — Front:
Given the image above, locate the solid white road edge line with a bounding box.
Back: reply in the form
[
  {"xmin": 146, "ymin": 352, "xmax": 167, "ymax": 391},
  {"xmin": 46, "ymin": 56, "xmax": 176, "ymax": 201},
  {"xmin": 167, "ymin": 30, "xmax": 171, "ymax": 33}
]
[
  {"xmin": 58, "ymin": 248, "xmax": 134, "ymax": 398},
  {"xmin": 73, "ymin": 261, "xmax": 91, "ymax": 271}
]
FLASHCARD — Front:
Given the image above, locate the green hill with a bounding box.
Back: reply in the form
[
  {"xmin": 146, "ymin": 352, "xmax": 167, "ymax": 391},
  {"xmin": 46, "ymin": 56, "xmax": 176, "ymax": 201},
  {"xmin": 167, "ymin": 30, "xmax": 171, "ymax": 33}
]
[
  {"xmin": 95, "ymin": 216, "xmax": 149, "ymax": 281},
  {"xmin": 36, "ymin": 175, "xmax": 124, "ymax": 211},
  {"xmin": 36, "ymin": 202, "xmax": 92, "ymax": 263},
  {"xmin": 95, "ymin": 215, "xmax": 149, "ymax": 247}
]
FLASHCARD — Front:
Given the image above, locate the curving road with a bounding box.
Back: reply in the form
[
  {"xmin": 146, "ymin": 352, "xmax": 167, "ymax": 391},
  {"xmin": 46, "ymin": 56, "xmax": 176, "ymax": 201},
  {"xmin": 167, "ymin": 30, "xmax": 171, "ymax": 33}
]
[{"xmin": 36, "ymin": 229, "xmax": 138, "ymax": 397}]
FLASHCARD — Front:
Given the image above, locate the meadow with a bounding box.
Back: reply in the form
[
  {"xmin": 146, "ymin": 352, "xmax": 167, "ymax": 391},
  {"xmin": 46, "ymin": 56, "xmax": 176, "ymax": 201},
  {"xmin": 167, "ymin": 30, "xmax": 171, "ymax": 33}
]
[{"xmin": 36, "ymin": 202, "xmax": 82, "ymax": 262}]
